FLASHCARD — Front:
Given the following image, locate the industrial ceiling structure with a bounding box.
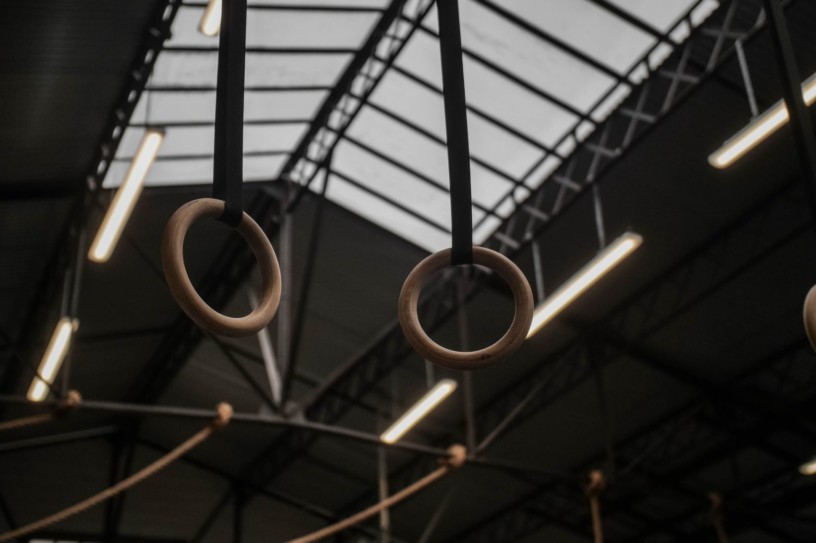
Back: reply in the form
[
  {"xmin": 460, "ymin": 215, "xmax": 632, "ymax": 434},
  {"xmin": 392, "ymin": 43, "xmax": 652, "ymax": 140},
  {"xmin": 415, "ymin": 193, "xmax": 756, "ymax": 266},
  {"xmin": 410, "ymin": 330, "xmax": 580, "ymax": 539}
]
[{"xmin": 2, "ymin": 0, "xmax": 816, "ymax": 542}]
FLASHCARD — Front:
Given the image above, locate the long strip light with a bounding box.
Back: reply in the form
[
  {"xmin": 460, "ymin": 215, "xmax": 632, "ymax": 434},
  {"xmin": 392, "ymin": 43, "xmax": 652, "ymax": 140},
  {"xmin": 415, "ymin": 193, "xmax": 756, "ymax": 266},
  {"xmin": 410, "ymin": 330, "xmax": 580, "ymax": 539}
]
[
  {"xmin": 27, "ymin": 318, "xmax": 77, "ymax": 402},
  {"xmin": 709, "ymin": 72, "xmax": 816, "ymax": 168},
  {"xmin": 88, "ymin": 129, "xmax": 164, "ymax": 263},
  {"xmin": 380, "ymin": 379, "xmax": 457, "ymax": 444},
  {"xmin": 799, "ymin": 457, "xmax": 816, "ymax": 476},
  {"xmin": 199, "ymin": 0, "xmax": 222, "ymax": 37},
  {"xmin": 527, "ymin": 232, "xmax": 643, "ymax": 338}
]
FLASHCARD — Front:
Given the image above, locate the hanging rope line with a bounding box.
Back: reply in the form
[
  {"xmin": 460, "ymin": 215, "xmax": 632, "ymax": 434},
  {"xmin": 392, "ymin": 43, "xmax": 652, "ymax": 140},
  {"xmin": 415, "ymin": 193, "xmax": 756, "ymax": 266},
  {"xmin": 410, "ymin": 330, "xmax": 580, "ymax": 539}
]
[
  {"xmin": 438, "ymin": 0, "xmax": 472, "ymax": 267},
  {"xmin": 286, "ymin": 444, "xmax": 466, "ymax": 543},
  {"xmin": 162, "ymin": 0, "xmax": 281, "ymax": 338},
  {"xmin": 585, "ymin": 470, "xmax": 605, "ymax": 543},
  {"xmin": 0, "ymin": 390, "xmax": 81, "ymax": 432},
  {"xmin": 708, "ymin": 492, "xmax": 731, "ymax": 543},
  {"xmin": 0, "ymin": 403, "xmax": 232, "ymax": 542},
  {"xmin": 398, "ymin": 0, "xmax": 533, "ymax": 371}
]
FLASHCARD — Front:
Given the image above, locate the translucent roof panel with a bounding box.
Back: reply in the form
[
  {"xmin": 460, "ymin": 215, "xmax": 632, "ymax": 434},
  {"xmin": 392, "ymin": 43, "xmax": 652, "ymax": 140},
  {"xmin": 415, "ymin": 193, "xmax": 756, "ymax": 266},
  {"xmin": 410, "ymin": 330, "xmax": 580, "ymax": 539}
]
[
  {"xmin": 325, "ymin": 0, "xmax": 716, "ymax": 251},
  {"xmin": 103, "ymin": 3, "xmax": 383, "ymax": 189},
  {"xmin": 168, "ymin": 6, "xmax": 378, "ymax": 49},
  {"xmin": 103, "ymin": 0, "xmax": 720, "ymax": 253}
]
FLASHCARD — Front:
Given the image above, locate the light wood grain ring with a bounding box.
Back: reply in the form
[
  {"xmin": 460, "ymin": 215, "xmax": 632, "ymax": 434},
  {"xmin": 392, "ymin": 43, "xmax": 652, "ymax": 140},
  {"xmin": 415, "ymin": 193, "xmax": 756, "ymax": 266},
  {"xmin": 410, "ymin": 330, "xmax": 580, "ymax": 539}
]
[
  {"xmin": 162, "ymin": 198, "xmax": 281, "ymax": 337},
  {"xmin": 399, "ymin": 246, "xmax": 533, "ymax": 370},
  {"xmin": 803, "ymin": 285, "xmax": 816, "ymax": 352}
]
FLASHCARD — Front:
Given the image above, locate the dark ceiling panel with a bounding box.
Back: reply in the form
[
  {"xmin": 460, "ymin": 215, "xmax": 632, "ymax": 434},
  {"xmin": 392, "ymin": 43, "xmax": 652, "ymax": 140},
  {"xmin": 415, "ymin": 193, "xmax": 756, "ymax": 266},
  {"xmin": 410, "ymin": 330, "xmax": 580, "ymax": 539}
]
[{"xmin": 0, "ymin": 0, "xmax": 163, "ymax": 185}]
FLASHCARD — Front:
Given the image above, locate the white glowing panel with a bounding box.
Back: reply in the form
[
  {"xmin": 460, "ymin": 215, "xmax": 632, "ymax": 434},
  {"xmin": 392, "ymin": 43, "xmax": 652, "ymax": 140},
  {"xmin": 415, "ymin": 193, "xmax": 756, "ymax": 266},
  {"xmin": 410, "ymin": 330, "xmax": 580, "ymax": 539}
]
[
  {"xmin": 101, "ymin": 0, "xmax": 718, "ymax": 254},
  {"xmin": 329, "ymin": 0, "xmax": 715, "ymax": 251},
  {"xmin": 103, "ymin": 5, "xmax": 382, "ymax": 189}
]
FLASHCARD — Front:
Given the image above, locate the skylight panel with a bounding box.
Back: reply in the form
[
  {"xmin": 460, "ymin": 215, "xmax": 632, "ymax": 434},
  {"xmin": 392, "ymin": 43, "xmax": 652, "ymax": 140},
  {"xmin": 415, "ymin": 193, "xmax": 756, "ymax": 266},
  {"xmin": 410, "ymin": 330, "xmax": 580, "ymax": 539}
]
[
  {"xmin": 499, "ymin": 0, "xmax": 655, "ymax": 73},
  {"xmin": 252, "ymin": 0, "xmax": 387, "ymax": 6},
  {"xmin": 131, "ymin": 90, "xmax": 327, "ymax": 124},
  {"xmin": 394, "ymin": 31, "xmax": 579, "ymax": 147},
  {"xmin": 115, "ymin": 124, "xmax": 307, "ymax": 161},
  {"xmin": 345, "ymin": 105, "xmax": 513, "ymax": 208},
  {"xmin": 426, "ymin": 2, "xmax": 617, "ymax": 112},
  {"xmin": 151, "ymin": 51, "xmax": 350, "ymax": 87},
  {"xmin": 167, "ymin": 6, "xmax": 379, "ymax": 49},
  {"xmin": 367, "ymin": 70, "xmax": 542, "ymax": 178},
  {"xmin": 606, "ymin": 0, "xmax": 716, "ymax": 32},
  {"xmin": 333, "ymin": 140, "xmax": 456, "ymax": 231},
  {"xmin": 106, "ymin": 154, "xmax": 288, "ymax": 187},
  {"xmin": 326, "ymin": 174, "xmax": 451, "ymax": 253},
  {"xmin": 100, "ymin": 0, "xmax": 718, "ymax": 255}
]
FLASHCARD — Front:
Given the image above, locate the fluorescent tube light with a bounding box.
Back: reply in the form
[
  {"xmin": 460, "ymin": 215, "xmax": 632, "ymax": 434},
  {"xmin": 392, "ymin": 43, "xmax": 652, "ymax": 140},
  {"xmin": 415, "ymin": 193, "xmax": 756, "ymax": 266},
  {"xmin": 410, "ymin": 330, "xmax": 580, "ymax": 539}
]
[
  {"xmin": 380, "ymin": 379, "xmax": 457, "ymax": 444},
  {"xmin": 709, "ymin": 72, "xmax": 816, "ymax": 168},
  {"xmin": 800, "ymin": 457, "xmax": 816, "ymax": 476},
  {"xmin": 88, "ymin": 129, "xmax": 164, "ymax": 263},
  {"xmin": 527, "ymin": 232, "xmax": 643, "ymax": 338},
  {"xmin": 27, "ymin": 318, "xmax": 76, "ymax": 402},
  {"xmin": 199, "ymin": 0, "xmax": 222, "ymax": 37}
]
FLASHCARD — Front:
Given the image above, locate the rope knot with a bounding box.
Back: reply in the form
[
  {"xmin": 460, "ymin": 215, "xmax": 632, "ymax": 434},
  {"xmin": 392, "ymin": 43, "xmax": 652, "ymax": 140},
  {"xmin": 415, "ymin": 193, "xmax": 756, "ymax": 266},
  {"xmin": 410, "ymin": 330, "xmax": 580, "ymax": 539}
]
[
  {"xmin": 585, "ymin": 469, "xmax": 605, "ymax": 498},
  {"xmin": 211, "ymin": 402, "xmax": 233, "ymax": 429},
  {"xmin": 53, "ymin": 390, "xmax": 82, "ymax": 417},
  {"xmin": 441, "ymin": 444, "xmax": 467, "ymax": 470}
]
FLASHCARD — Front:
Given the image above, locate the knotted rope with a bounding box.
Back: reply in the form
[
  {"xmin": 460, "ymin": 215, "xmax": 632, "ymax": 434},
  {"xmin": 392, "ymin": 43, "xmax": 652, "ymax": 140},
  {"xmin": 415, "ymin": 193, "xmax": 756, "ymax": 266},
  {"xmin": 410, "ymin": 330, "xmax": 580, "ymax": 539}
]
[
  {"xmin": 287, "ymin": 444, "xmax": 467, "ymax": 543},
  {"xmin": 708, "ymin": 492, "xmax": 731, "ymax": 543},
  {"xmin": 585, "ymin": 470, "xmax": 605, "ymax": 543},
  {"xmin": 0, "ymin": 390, "xmax": 82, "ymax": 432},
  {"xmin": 0, "ymin": 402, "xmax": 233, "ymax": 542}
]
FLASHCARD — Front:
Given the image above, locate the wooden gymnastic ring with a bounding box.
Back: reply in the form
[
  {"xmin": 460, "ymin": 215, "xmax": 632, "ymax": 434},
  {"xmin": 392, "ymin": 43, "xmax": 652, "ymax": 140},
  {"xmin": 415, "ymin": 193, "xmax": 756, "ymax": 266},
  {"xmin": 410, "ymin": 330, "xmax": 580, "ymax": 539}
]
[
  {"xmin": 803, "ymin": 285, "xmax": 816, "ymax": 352},
  {"xmin": 162, "ymin": 198, "xmax": 281, "ymax": 337},
  {"xmin": 399, "ymin": 246, "xmax": 533, "ymax": 370}
]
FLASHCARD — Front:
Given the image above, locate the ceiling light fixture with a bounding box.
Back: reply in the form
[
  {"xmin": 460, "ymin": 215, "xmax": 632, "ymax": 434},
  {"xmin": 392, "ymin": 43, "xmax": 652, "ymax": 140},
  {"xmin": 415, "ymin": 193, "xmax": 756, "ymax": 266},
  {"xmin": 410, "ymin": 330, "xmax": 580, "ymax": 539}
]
[
  {"xmin": 88, "ymin": 129, "xmax": 164, "ymax": 263},
  {"xmin": 800, "ymin": 457, "xmax": 816, "ymax": 476},
  {"xmin": 527, "ymin": 232, "xmax": 643, "ymax": 338},
  {"xmin": 27, "ymin": 317, "xmax": 77, "ymax": 402},
  {"xmin": 709, "ymin": 72, "xmax": 816, "ymax": 168},
  {"xmin": 199, "ymin": 0, "xmax": 222, "ymax": 37},
  {"xmin": 380, "ymin": 379, "xmax": 457, "ymax": 444}
]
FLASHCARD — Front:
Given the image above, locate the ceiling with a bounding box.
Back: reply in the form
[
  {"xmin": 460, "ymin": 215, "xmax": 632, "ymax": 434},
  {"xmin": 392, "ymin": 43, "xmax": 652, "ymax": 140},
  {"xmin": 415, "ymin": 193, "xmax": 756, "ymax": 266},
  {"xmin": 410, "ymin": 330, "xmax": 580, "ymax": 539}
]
[{"xmin": 1, "ymin": 0, "xmax": 816, "ymax": 542}]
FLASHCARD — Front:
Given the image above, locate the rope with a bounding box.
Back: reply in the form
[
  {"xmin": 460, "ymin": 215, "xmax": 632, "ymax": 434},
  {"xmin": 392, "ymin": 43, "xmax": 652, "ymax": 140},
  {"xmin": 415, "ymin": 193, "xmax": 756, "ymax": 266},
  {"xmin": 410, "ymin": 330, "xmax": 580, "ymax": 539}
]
[
  {"xmin": 437, "ymin": 0, "xmax": 473, "ymax": 266},
  {"xmin": 708, "ymin": 492, "xmax": 731, "ymax": 543},
  {"xmin": 287, "ymin": 444, "xmax": 467, "ymax": 543},
  {"xmin": 585, "ymin": 470, "xmax": 605, "ymax": 543},
  {"xmin": 0, "ymin": 390, "xmax": 82, "ymax": 432},
  {"xmin": 0, "ymin": 403, "xmax": 233, "ymax": 542}
]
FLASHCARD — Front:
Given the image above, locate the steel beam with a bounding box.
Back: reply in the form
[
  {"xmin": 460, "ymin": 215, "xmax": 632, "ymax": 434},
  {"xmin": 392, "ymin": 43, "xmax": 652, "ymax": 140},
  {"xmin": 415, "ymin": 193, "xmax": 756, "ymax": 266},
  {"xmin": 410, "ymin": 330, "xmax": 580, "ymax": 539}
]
[{"xmin": 0, "ymin": 0, "xmax": 180, "ymax": 399}]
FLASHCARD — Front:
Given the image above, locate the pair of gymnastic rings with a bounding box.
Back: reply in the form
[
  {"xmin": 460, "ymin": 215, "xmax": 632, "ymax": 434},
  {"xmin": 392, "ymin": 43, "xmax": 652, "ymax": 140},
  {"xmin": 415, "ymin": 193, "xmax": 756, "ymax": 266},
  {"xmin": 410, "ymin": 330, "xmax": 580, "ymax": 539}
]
[{"xmin": 161, "ymin": 0, "xmax": 534, "ymax": 370}]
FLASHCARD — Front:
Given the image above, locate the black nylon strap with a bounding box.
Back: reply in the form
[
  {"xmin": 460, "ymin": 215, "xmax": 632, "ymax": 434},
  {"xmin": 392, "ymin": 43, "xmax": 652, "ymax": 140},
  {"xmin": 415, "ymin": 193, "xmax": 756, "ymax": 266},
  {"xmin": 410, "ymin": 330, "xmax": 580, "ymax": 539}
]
[
  {"xmin": 212, "ymin": 0, "xmax": 247, "ymax": 227},
  {"xmin": 438, "ymin": 0, "xmax": 472, "ymax": 266}
]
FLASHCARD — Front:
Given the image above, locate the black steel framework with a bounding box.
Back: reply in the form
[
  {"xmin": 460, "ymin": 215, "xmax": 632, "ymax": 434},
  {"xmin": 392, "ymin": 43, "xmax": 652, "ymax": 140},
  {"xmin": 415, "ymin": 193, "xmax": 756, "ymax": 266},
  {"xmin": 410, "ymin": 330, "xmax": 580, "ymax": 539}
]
[{"xmin": 2, "ymin": 0, "xmax": 816, "ymax": 542}]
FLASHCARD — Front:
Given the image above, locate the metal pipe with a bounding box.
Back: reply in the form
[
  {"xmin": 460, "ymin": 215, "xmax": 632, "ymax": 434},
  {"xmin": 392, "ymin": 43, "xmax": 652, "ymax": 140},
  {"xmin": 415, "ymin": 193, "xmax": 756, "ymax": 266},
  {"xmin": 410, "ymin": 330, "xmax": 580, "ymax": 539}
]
[
  {"xmin": 734, "ymin": 39, "xmax": 759, "ymax": 118},
  {"xmin": 0, "ymin": 395, "xmax": 450, "ymax": 459},
  {"xmin": 0, "ymin": 425, "xmax": 118, "ymax": 454},
  {"xmin": 762, "ymin": 0, "xmax": 816, "ymax": 226}
]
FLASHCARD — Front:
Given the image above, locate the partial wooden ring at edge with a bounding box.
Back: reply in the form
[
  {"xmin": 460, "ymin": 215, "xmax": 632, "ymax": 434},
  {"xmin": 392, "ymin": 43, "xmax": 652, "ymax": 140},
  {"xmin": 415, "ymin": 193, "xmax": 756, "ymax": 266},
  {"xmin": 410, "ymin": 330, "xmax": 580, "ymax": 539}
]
[
  {"xmin": 162, "ymin": 198, "xmax": 281, "ymax": 337},
  {"xmin": 803, "ymin": 285, "xmax": 816, "ymax": 352},
  {"xmin": 399, "ymin": 246, "xmax": 534, "ymax": 370}
]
